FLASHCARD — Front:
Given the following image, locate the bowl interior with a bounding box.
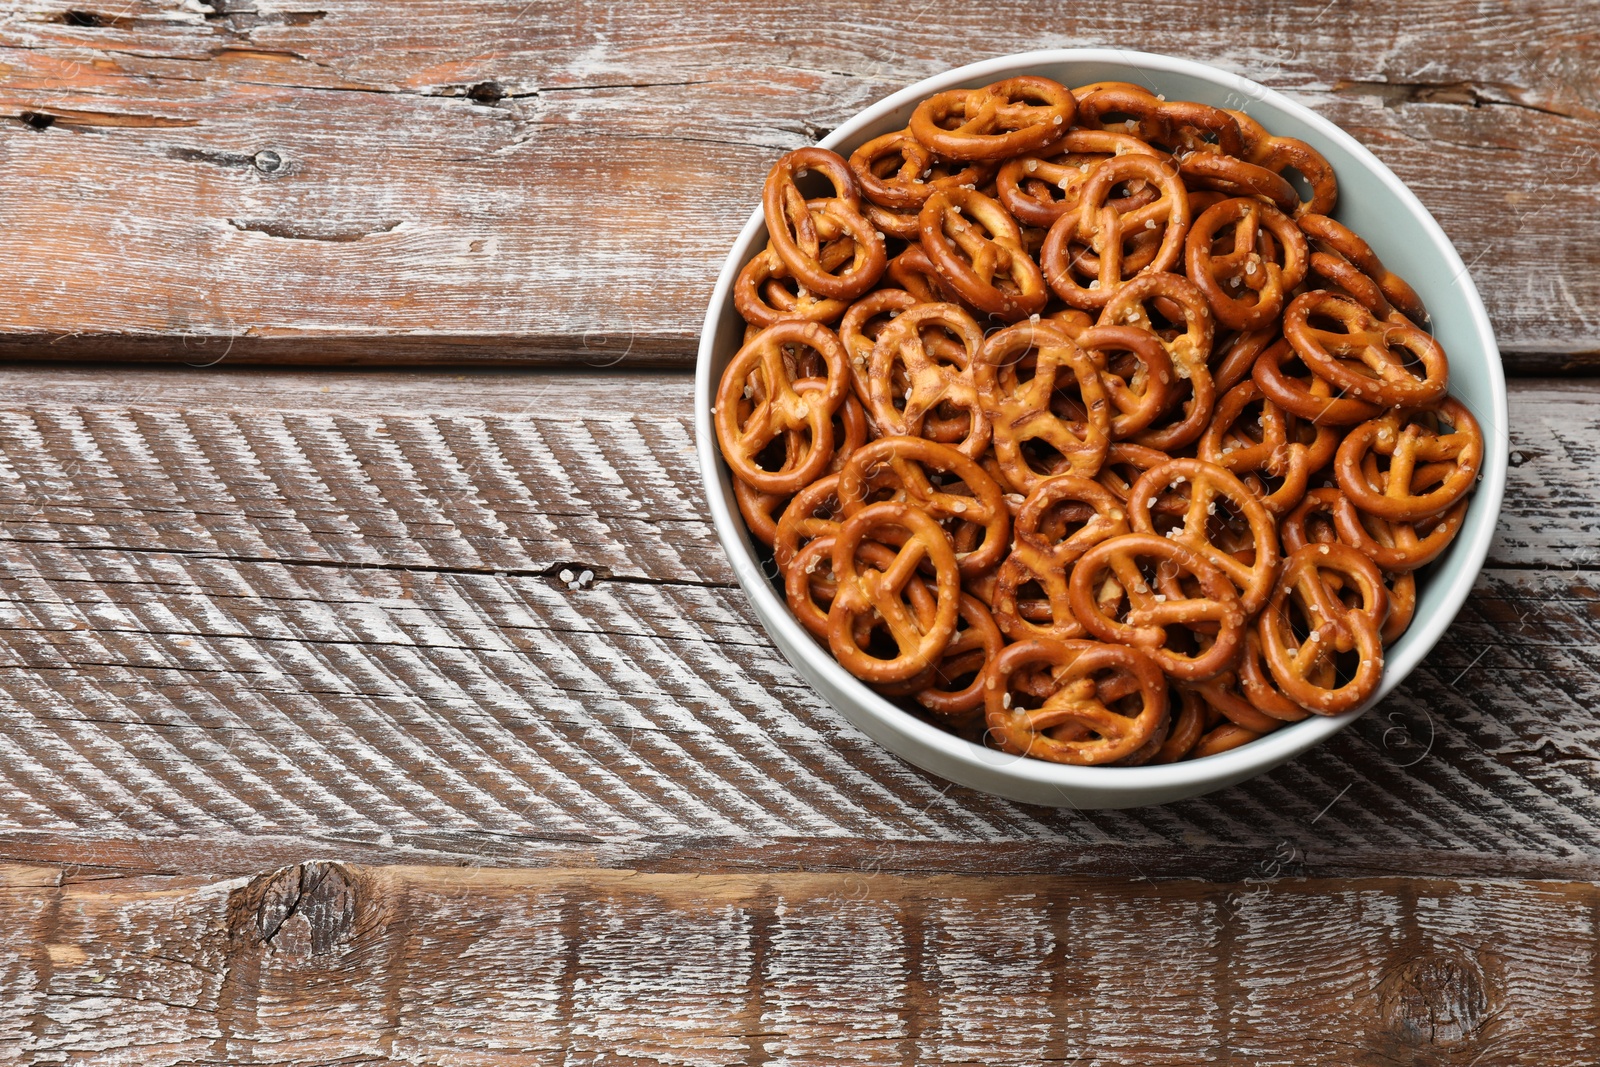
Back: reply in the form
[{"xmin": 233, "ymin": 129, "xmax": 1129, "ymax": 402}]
[{"xmin": 695, "ymin": 49, "xmax": 1507, "ymax": 806}]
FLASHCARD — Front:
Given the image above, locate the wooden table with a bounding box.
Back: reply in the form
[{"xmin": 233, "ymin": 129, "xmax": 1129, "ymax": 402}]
[{"xmin": 1, "ymin": 2, "xmax": 1597, "ymax": 1062}]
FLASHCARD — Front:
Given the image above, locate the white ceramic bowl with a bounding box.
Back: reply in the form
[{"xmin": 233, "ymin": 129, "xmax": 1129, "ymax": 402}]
[{"xmin": 694, "ymin": 49, "xmax": 1507, "ymax": 808}]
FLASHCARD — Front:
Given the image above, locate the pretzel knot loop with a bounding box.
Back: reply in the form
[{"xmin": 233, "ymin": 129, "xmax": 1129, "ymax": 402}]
[
  {"xmin": 837, "ymin": 435, "xmax": 1010, "ymax": 578},
  {"xmin": 991, "ymin": 474, "xmax": 1129, "ymax": 643},
  {"xmin": 1334, "ymin": 397, "xmax": 1483, "ymax": 522},
  {"xmin": 1252, "ymin": 336, "xmax": 1384, "ymax": 426},
  {"xmin": 1127, "ymin": 458, "xmax": 1281, "ymax": 615},
  {"xmin": 1042, "ymin": 154, "xmax": 1191, "ymax": 309},
  {"xmin": 918, "ymin": 187, "xmax": 1049, "ymax": 321},
  {"xmin": 1185, "ymin": 197, "xmax": 1308, "ymax": 331},
  {"xmin": 866, "ymin": 302, "xmax": 992, "ymax": 457},
  {"xmin": 997, "ymin": 130, "xmax": 1161, "ymax": 227},
  {"xmin": 1198, "ymin": 379, "xmax": 1337, "ymax": 516},
  {"xmin": 1098, "ymin": 272, "xmax": 1217, "ymax": 452}
]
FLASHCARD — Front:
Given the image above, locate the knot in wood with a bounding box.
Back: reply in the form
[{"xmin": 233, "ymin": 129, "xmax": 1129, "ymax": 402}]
[
  {"xmin": 1378, "ymin": 946, "xmax": 1489, "ymax": 1047},
  {"xmin": 230, "ymin": 860, "xmax": 357, "ymax": 958}
]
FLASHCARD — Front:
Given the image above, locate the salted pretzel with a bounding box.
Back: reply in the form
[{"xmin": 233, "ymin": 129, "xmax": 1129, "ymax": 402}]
[
  {"xmin": 1280, "ymin": 487, "xmax": 1420, "ymax": 646},
  {"xmin": 820, "ymin": 382, "xmax": 869, "ymax": 468},
  {"xmin": 788, "ymin": 535, "xmax": 928, "ymax": 642},
  {"xmin": 763, "ymin": 148, "xmax": 887, "ymax": 300},
  {"xmin": 839, "ymin": 289, "xmax": 918, "ymax": 415},
  {"xmin": 1197, "ymin": 379, "xmax": 1337, "ymax": 515},
  {"xmin": 864, "ymin": 200, "xmax": 922, "ymax": 241},
  {"xmin": 1153, "ymin": 686, "xmax": 1208, "ymax": 762},
  {"xmin": 1073, "ymin": 85, "xmax": 1171, "ymax": 141},
  {"xmin": 1283, "ymin": 290, "xmax": 1448, "ymax": 409},
  {"xmin": 1337, "ymin": 493, "xmax": 1468, "ymax": 574},
  {"xmin": 1152, "ymin": 99, "xmax": 1246, "ymax": 158},
  {"xmin": 735, "ymin": 246, "xmax": 851, "ymax": 328},
  {"xmin": 1098, "ymin": 273, "xmax": 1217, "ymax": 451},
  {"xmin": 1258, "ymin": 543, "xmax": 1389, "ymax": 714},
  {"xmin": 1334, "ymin": 397, "xmax": 1484, "ymax": 521},
  {"xmin": 1235, "ymin": 628, "xmax": 1316, "ymax": 723},
  {"xmin": 877, "ymin": 592, "xmax": 1006, "ymax": 719},
  {"xmin": 1126, "ymin": 458, "xmax": 1280, "ymax": 614},
  {"xmin": 974, "ymin": 319, "xmax": 1111, "ymax": 492},
  {"xmin": 996, "ymin": 130, "xmax": 1160, "ymax": 227},
  {"xmin": 1096, "ymin": 441, "xmax": 1178, "ymax": 507},
  {"xmin": 827, "ymin": 501, "xmax": 962, "ymax": 683},
  {"xmin": 1184, "ymin": 197, "xmax": 1308, "ymax": 331},
  {"xmin": 1191, "ymin": 722, "xmax": 1266, "ymax": 758},
  {"xmin": 918, "ymin": 186, "xmax": 1049, "ymax": 320},
  {"xmin": 1069, "ymin": 532, "xmax": 1247, "ymax": 680},
  {"xmin": 983, "ymin": 638, "xmax": 1168, "ymax": 764},
  {"xmin": 1076, "ymin": 325, "xmax": 1174, "ymax": 439},
  {"xmin": 733, "ymin": 478, "xmax": 787, "ymax": 547},
  {"xmin": 1075, "ymin": 88, "xmax": 1245, "ymax": 159},
  {"xmin": 1225, "ymin": 111, "xmax": 1339, "ymax": 217},
  {"xmin": 991, "ymin": 474, "xmax": 1129, "ymax": 642},
  {"xmin": 865, "ymin": 301, "xmax": 991, "ymax": 456},
  {"xmin": 773, "ymin": 472, "xmax": 842, "ymax": 570},
  {"xmin": 715, "ymin": 320, "xmax": 850, "ymax": 494},
  {"xmin": 910, "ymin": 75, "xmax": 1077, "ymax": 160},
  {"xmin": 1098, "ymin": 270, "xmax": 1215, "ymax": 369},
  {"xmin": 1041, "ymin": 154, "xmax": 1191, "ymax": 308},
  {"xmin": 837, "ymin": 435, "xmax": 1010, "ymax": 577},
  {"xmin": 848, "ymin": 128, "xmax": 992, "ymax": 210},
  {"xmin": 715, "ymin": 80, "xmax": 1478, "ymax": 767},
  {"xmin": 1252, "ymin": 337, "xmax": 1384, "ymax": 426}
]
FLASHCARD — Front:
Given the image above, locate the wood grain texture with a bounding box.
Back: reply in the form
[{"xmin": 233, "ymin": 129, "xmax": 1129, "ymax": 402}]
[
  {"xmin": 0, "ymin": 365, "xmax": 1593, "ymax": 883},
  {"xmin": 2, "ymin": 861, "xmax": 1597, "ymax": 1065},
  {"xmin": 0, "ymin": 0, "xmax": 1595, "ymax": 368}
]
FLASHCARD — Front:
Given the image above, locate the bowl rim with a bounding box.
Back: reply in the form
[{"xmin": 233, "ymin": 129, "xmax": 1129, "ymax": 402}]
[{"xmin": 694, "ymin": 47, "xmax": 1508, "ymax": 799}]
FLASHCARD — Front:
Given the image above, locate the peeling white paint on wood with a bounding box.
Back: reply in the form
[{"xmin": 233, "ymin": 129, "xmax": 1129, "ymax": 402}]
[{"xmin": 0, "ymin": 370, "xmax": 1591, "ymax": 878}]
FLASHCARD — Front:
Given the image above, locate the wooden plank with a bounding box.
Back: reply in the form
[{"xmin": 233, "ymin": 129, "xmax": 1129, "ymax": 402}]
[
  {"xmin": 0, "ymin": 0, "xmax": 1595, "ymax": 369},
  {"xmin": 0, "ymin": 365, "xmax": 1592, "ymax": 880},
  {"xmin": 1, "ymin": 861, "xmax": 1597, "ymax": 1064}
]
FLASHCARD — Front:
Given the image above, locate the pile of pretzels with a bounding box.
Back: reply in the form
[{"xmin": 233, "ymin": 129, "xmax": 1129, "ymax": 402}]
[{"xmin": 713, "ymin": 75, "xmax": 1483, "ymax": 766}]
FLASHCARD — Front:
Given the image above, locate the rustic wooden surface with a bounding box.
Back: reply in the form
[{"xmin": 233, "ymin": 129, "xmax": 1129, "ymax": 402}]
[
  {"xmin": 0, "ymin": 364, "xmax": 1593, "ymax": 1058},
  {"xmin": 5, "ymin": 861, "xmax": 1599, "ymax": 1065},
  {"xmin": 0, "ymin": 365, "xmax": 1591, "ymax": 887},
  {"xmin": 3, "ymin": 1, "xmax": 1600, "ymax": 1061},
  {"xmin": 0, "ymin": 0, "xmax": 1596, "ymax": 369}
]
